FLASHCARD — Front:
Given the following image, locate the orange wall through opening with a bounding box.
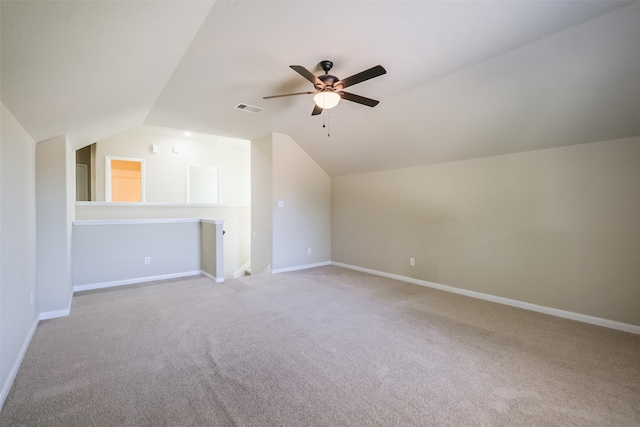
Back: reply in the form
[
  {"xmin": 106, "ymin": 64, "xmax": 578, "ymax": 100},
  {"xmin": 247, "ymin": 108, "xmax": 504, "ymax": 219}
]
[{"xmin": 111, "ymin": 159, "xmax": 142, "ymax": 202}]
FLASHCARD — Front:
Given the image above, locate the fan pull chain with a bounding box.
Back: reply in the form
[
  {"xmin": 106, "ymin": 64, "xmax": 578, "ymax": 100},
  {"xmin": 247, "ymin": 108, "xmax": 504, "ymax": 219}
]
[
  {"xmin": 322, "ymin": 110, "xmax": 330, "ymax": 137},
  {"xmin": 325, "ymin": 110, "xmax": 330, "ymax": 137}
]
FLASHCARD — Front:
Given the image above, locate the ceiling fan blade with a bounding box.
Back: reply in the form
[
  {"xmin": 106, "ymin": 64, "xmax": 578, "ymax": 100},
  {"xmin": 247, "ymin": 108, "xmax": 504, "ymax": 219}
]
[
  {"xmin": 336, "ymin": 65, "xmax": 386, "ymax": 89},
  {"xmin": 290, "ymin": 65, "xmax": 323, "ymax": 88},
  {"xmin": 263, "ymin": 91, "xmax": 316, "ymax": 99},
  {"xmin": 339, "ymin": 91, "xmax": 380, "ymax": 107},
  {"xmin": 311, "ymin": 104, "xmax": 323, "ymax": 116}
]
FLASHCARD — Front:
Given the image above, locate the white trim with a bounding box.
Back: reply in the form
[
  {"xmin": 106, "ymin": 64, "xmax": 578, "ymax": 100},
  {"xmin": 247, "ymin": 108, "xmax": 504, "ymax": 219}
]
[
  {"xmin": 73, "ymin": 218, "xmax": 201, "ymax": 226},
  {"xmin": 233, "ymin": 259, "xmax": 251, "ymax": 278},
  {"xmin": 272, "ymin": 261, "xmax": 332, "ymax": 274},
  {"xmin": 1, "ymin": 318, "xmax": 39, "ymax": 410},
  {"xmin": 331, "ymin": 262, "xmax": 640, "ymax": 335},
  {"xmin": 201, "ymin": 219, "xmax": 224, "ymax": 225},
  {"xmin": 73, "ymin": 271, "xmax": 202, "ymax": 293},
  {"xmin": 38, "ymin": 291, "xmax": 73, "ymax": 320},
  {"xmin": 201, "ymin": 271, "xmax": 224, "ymax": 283},
  {"xmin": 75, "ymin": 202, "xmax": 250, "ymax": 207},
  {"xmin": 39, "ymin": 308, "xmax": 71, "ymax": 320}
]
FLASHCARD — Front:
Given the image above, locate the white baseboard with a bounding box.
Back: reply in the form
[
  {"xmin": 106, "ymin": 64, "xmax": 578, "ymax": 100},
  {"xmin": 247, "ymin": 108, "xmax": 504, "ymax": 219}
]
[
  {"xmin": 39, "ymin": 290, "xmax": 73, "ymax": 320},
  {"xmin": 73, "ymin": 270, "xmax": 203, "ymax": 293},
  {"xmin": 332, "ymin": 262, "xmax": 640, "ymax": 335},
  {"xmin": 39, "ymin": 308, "xmax": 71, "ymax": 320},
  {"xmin": 233, "ymin": 259, "xmax": 251, "ymax": 278},
  {"xmin": 0, "ymin": 317, "xmax": 39, "ymax": 411},
  {"xmin": 271, "ymin": 261, "xmax": 332, "ymax": 274},
  {"xmin": 201, "ymin": 271, "xmax": 224, "ymax": 283}
]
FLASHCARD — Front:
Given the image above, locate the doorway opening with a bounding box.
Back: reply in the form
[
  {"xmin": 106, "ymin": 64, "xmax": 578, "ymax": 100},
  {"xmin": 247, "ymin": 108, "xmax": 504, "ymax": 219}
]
[{"xmin": 106, "ymin": 157, "xmax": 145, "ymax": 202}]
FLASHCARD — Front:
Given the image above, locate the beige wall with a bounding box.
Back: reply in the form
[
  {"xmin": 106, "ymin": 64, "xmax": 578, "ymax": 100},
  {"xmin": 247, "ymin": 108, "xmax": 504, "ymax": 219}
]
[
  {"xmin": 1, "ymin": 102, "xmax": 38, "ymax": 404},
  {"xmin": 76, "ymin": 204, "xmax": 249, "ymax": 279},
  {"xmin": 250, "ymin": 134, "xmax": 273, "ymax": 274},
  {"xmin": 332, "ymin": 137, "xmax": 640, "ymax": 327},
  {"xmin": 77, "ymin": 124, "xmax": 251, "ymax": 278},
  {"xmin": 251, "ymin": 133, "xmax": 331, "ymax": 273},
  {"xmin": 72, "ymin": 220, "xmax": 201, "ymax": 287},
  {"xmin": 201, "ymin": 221, "xmax": 224, "ymax": 281},
  {"xmin": 272, "ymin": 133, "xmax": 331, "ymax": 270},
  {"xmin": 36, "ymin": 135, "xmax": 75, "ymax": 314},
  {"xmin": 92, "ymin": 125, "xmax": 250, "ymax": 204}
]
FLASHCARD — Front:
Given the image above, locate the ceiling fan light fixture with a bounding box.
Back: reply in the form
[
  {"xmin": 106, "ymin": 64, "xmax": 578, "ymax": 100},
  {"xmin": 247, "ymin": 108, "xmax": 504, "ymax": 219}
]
[{"xmin": 313, "ymin": 91, "xmax": 340, "ymax": 110}]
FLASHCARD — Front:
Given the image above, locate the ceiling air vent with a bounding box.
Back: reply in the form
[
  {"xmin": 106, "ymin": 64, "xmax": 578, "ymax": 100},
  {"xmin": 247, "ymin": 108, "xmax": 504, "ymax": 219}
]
[{"xmin": 234, "ymin": 103, "xmax": 264, "ymax": 114}]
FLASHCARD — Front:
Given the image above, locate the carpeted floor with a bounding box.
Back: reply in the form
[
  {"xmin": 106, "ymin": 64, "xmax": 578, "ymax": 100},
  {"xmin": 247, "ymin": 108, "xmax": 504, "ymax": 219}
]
[{"xmin": 1, "ymin": 266, "xmax": 639, "ymax": 426}]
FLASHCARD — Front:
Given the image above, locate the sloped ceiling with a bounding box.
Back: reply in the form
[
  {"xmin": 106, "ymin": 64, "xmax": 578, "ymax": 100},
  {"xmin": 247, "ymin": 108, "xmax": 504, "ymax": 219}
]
[
  {"xmin": 0, "ymin": 1, "xmax": 215, "ymax": 146},
  {"xmin": 2, "ymin": 1, "xmax": 639, "ymax": 176}
]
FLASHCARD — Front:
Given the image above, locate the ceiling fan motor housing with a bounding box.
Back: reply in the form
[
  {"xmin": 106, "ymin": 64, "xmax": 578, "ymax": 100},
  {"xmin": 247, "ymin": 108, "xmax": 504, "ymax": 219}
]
[{"xmin": 317, "ymin": 74, "xmax": 339, "ymax": 90}]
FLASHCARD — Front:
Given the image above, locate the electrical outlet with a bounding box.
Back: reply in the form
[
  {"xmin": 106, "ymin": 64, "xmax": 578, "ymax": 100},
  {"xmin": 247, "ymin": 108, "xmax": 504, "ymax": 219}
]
[
  {"xmin": 409, "ymin": 257, "xmax": 415, "ymax": 266},
  {"xmin": 144, "ymin": 257, "xmax": 151, "ymax": 265},
  {"xmin": 307, "ymin": 248, "xmax": 312, "ymax": 255}
]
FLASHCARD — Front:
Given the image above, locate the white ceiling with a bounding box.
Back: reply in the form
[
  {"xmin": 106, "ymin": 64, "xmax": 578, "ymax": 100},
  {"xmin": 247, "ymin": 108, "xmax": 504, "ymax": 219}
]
[{"xmin": 2, "ymin": 1, "xmax": 639, "ymax": 176}]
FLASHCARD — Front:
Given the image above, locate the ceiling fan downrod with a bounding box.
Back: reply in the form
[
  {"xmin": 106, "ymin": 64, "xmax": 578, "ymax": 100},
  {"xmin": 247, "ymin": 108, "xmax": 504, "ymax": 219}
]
[{"xmin": 317, "ymin": 61, "xmax": 339, "ymax": 90}]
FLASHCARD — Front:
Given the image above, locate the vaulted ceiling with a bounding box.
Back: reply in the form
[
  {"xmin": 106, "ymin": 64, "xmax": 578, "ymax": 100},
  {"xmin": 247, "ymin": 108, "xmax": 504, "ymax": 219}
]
[{"xmin": 2, "ymin": 1, "xmax": 639, "ymax": 176}]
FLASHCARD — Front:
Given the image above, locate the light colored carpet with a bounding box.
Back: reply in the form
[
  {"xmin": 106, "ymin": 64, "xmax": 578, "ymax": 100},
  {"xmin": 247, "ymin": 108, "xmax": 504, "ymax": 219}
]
[{"xmin": 1, "ymin": 266, "xmax": 639, "ymax": 426}]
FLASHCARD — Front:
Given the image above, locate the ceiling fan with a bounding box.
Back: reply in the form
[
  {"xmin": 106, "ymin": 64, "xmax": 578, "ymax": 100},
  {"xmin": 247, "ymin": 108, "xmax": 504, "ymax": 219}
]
[{"xmin": 263, "ymin": 60, "xmax": 387, "ymax": 116}]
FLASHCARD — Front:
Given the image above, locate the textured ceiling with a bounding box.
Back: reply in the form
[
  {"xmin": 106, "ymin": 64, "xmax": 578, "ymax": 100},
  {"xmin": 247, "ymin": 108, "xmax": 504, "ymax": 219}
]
[{"xmin": 2, "ymin": 1, "xmax": 639, "ymax": 176}]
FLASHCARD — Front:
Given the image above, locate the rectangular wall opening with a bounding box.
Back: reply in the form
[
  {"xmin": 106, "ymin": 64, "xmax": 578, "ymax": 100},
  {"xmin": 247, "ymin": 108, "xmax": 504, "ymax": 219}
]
[{"xmin": 106, "ymin": 157, "xmax": 144, "ymax": 202}]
